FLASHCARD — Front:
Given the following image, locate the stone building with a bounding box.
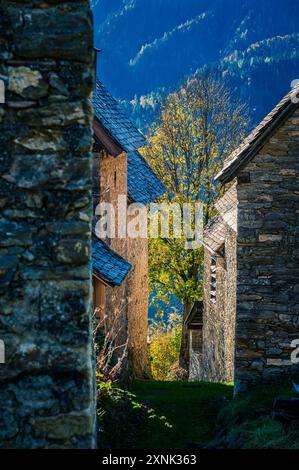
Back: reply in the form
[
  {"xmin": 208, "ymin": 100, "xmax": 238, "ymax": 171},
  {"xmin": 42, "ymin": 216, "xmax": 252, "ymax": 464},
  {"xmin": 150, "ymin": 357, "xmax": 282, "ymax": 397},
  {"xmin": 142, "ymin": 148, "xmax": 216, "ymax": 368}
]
[
  {"xmin": 185, "ymin": 301, "xmax": 203, "ymax": 381},
  {"xmin": 187, "ymin": 186, "xmax": 237, "ymax": 382},
  {"xmin": 214, "ymin": 86, "xmax": 299, "ymax": 392},
  {"xmin": 91, "ymin": 80, "xmax": 165, "ymax": 378},
  {"xmin": 0, "ymin": 1, "xmax": 96, "ymax": 448}
]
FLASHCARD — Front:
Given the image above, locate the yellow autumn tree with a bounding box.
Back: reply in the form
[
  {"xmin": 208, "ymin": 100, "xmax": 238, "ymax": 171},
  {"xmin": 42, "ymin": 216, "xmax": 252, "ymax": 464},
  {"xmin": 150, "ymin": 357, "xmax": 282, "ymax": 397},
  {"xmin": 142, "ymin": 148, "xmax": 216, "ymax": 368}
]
[{"xmin": 141, "ymin": 70, "xmax": 249, "ymax": 370}]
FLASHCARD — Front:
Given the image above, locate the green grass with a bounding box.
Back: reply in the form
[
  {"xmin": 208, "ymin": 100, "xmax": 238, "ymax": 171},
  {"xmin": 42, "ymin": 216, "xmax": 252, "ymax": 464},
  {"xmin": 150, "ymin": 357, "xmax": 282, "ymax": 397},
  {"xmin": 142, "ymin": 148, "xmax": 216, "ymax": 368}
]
[
  {"xmin": 217, "ymin": 380, "xmax": 296, "ymax": 429},
  {"xmin": 209, "ymin": 379, "xmax": 299, "ymax": 449},
  {"xmin": 128, "ymin": 379, "xmax": 299, "ymax": 449},
  {"xmin": 130, "ymin": 380, "xmax": 233, "ymax": 449}
]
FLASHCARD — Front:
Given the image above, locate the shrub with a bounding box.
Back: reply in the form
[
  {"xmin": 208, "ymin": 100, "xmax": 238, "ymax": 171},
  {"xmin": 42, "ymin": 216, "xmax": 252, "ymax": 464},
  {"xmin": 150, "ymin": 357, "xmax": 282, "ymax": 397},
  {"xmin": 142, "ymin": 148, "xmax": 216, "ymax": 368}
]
[
  {"xmin": 97, "ymin": 375, "xmax": 146, "ymax": 449},
  {"xmin": 97, "ymin": 374, "xmax": 172, "ymax": 449},
  {"xmin": 94, "ymin": 308, "xmax": 173, "ymax": 448},
  {"xmin": 150, "ymin": 323, "xmax": 182, "ymax": 380}
]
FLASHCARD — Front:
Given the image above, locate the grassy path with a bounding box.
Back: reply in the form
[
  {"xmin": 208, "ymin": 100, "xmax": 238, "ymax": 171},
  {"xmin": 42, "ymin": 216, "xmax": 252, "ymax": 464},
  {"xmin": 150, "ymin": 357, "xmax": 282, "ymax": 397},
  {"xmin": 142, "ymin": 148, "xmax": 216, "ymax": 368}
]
[{"xmin": 131, "ymin": 381, "xmax": 233, "ymax": 449}]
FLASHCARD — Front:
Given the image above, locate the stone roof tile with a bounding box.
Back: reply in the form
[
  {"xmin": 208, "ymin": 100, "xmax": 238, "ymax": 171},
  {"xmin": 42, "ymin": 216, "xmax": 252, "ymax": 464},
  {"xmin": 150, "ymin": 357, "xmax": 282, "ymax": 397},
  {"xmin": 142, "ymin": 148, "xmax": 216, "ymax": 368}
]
[
  {"xmin": 216, "ymin": 85, "xmax": 299, "ymax": 183},
  {"xmin": 215, "ymin": 184, "xmax": 238, "ymax": 232},
  {"xmin": 203, "ymin": 214, "xmax": 227, "ymax": 254},
  {"xmin": 92, "ymin": 235, "xmax": 132, "ymax": 286},
  {"xmin": 92, "ymin": 80, "xmax": 146, "ymax": 152},
  {"xmin": 128, "ymin": 151, "xmax": 166, "ymax": 204}
]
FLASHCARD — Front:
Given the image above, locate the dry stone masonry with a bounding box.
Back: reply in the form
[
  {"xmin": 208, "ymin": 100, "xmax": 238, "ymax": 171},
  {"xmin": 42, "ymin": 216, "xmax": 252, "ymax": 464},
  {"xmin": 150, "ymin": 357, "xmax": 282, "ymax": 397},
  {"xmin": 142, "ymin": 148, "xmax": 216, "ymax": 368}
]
[
  {"xmin": 235, "ymin": 110, "xmax": 299, "ymax": 392},
  {"xmin": 195, "ymin": 186, "xmax": 237, "ymax": 382},
  {"xmin": 216, "ymin": 89, "xmax": 299, "ymax": 393},
  {"xmin": 0, "ymin": 1, "xmax": 96, "ymax": 448}
]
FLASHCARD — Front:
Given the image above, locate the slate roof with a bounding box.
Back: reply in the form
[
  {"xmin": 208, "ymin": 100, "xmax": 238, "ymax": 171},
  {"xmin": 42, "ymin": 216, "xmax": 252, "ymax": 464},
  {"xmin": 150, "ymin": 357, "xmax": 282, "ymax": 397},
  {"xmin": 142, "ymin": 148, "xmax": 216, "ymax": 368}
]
[
  {"xmin": 92, "ymin": 80, "xmax": 146, "ymax": 153},
  {"xmin": 203, "ymin": 214, "xmax": 227, "ymax": 254},
  {"xmin": 92, "ymin": 80, "xmax": 166, "ymax": 204},
  {"xmin": 216, "ymin": 85, "xmax": 299, "ymax": 183},
  {"xmin": 92, "ymin": 235, "xmax": 132, "ymax": 286},
  {"xmin": 128, "ymin": 151, "xmax": 166, "ymax": 204},
  {"xmin": 203, "ymin": 186, "xmax": 238, "ymax": 254},
  {"xmin": 215, "ymin": 184, "xmax": 237, "ymax": 232}
]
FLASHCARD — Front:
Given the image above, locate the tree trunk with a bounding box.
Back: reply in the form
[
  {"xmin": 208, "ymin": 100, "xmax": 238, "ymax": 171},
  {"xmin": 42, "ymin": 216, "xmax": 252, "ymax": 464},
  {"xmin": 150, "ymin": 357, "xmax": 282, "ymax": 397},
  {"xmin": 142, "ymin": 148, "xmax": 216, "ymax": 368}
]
[{"xmin": 179, "ymin": 302, "xmax": 192, "ymax": 372}]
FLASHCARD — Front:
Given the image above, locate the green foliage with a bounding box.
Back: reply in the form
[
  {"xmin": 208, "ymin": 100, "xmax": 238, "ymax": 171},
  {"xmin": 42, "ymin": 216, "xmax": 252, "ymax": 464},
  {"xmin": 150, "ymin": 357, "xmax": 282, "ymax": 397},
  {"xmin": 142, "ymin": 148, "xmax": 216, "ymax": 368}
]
[
  {"xmin": 149, "ymin": 237, "xmax": 204, "ymax": 308},
  {"xmin": 211, "ymin": 415, "xmax": 299, "ymax": 449},
  {"xmin": 97, "ymin": 374, "xmax": 172, "ymax": 449},
  {"xmin": 150, "ymin": 321, "xmax": 182, "ymax": 380},
  {"xmin": 208, "ymin": 380, "xmax": 299, "ymax": 449},
  {"xmin": 218, "ymin": 416, "xmax": 286, "ymax": 449},
  {"xmin": 217, "ymin": 380, "xmax": 295, "ymax": 428}
]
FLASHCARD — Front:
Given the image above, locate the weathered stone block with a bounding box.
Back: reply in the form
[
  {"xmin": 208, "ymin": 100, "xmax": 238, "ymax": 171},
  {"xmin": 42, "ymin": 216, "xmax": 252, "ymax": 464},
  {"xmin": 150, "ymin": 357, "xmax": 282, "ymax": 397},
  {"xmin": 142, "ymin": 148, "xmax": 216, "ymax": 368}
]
[
  {"xmin": 8, "ymin": 6, "xmax": 93, "ymax": 63},
  {"xmin": 251, "ymin": 360, "xmax": 264, "ymax": 372},
  {"xmin": 54, "ymin": 238, "xmax": 90, "ymax": 265},
  {"xmin": 31, "ymin": 411, "xmax": 94, "ymax": 440},
  {"xmin": 258, "ymin": 234, "xmax": 283, "ymax": 242},
  {"xmin": 16, "ymin": 101, "xmax": 87, "ymax": 127},
  {"xmin": 0, "ymin": 253, "xmax": 19, "ymax": 288},
  {"xmin": 3, "ymin": 153, "xmax": 91, "ymax": 190},
  {"xmin": 14, "ymin": 130, "xmax": 67, "ymax": 152},
  {"xmin": 8, "ymin": 66, "xmax": 48, "ymax": 99},
  {"xmin": 0, "ymin": 220, "xmax": 36, "ymax": 247},
  {"xmin": 0, "ymin": 0, "xmax": 95, "ymax": 449}
]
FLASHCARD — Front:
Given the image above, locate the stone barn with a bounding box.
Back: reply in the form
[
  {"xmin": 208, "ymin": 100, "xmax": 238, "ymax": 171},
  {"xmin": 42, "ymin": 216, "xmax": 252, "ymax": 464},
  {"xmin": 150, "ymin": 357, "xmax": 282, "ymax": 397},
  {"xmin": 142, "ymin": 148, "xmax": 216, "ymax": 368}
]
[
  {"xmin": 91, "ymin": 80, "xmax": 165, "ymax": 379},
  {"xmin": 215, "ymin": 86, "xmax": 299, "ymax": 392},
  {"xmin": 189, "ymin": 185, "xmax": 237, "ymax": 382}
]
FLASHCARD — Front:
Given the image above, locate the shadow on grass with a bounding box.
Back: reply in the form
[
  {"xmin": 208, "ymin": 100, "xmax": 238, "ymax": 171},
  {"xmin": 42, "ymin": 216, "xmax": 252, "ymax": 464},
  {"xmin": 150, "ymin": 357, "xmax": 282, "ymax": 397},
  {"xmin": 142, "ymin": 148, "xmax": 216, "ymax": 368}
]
[{"xmin": 130, "ymin": 380, "xmax": 233, "ymax": 449}]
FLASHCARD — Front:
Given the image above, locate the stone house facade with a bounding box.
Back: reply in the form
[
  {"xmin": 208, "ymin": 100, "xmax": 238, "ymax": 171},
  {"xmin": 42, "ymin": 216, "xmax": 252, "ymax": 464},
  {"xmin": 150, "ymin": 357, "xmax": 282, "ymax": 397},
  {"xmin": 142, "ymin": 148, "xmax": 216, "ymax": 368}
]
[
  {"xmin": 91, "ymin": 80, "xmax": 165, "ymax": 379},
  {"xmin": 214, "ymin": 87, "xmax": 299, "ymax": 392},
  {"xmin": 187, "ymin": 186, "xmax": 237, "ymax": 382}
]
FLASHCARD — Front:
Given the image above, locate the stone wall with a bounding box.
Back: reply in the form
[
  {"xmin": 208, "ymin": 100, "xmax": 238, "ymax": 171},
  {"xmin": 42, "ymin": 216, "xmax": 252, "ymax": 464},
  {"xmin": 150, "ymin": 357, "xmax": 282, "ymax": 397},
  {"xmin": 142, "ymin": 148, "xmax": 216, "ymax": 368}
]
[
  {"xmin": 98, "ymin": 150, "xmax": 129, "ymax": 378},
  {"xmin": 189, "ymin": 329, "xmax": 203, "ymax": 381},
  {"xmin": 201, "ymin": 227, "xmax": 237, "ymax": 382},
  {"xmin": 127, "ymin": 235, "xmax": 151, "ymax": 378},
  {"xmin": 235, "ymin": 110, "xmax": 299, "ymax": 392},
  {"xmin": 0, "ymin": 1, "xmax": 95, "ymax": 448},
  {"xmin": 97, "ymin": 149, "xmax": 150, "ymax": 379}
]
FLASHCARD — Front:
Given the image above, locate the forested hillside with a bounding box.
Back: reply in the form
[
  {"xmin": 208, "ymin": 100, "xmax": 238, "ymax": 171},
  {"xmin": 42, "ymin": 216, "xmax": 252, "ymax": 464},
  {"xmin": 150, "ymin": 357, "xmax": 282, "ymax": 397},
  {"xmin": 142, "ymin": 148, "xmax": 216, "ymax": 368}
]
[{"xmin": 92, "ymin": 0, "xmax": 299, "ymax": 128}]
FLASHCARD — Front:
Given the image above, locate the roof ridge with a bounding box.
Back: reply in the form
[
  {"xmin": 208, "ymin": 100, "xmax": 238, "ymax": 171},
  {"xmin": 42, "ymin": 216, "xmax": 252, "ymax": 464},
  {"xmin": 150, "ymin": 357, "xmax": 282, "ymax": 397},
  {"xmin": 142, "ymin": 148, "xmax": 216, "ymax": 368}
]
[
  {"xmin": 92, "ymin": 80, "xmax": 146, "ymax": 153},
  {"xmin": 216, "ymin": 86, "xmax": 299, "ymax": 183}
]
